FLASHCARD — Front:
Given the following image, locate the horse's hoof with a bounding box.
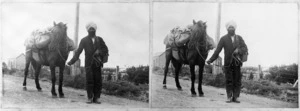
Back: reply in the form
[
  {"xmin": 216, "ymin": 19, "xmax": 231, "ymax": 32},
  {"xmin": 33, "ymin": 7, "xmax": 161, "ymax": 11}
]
[
  {"xmin": 199, "ymin": 94, "xmax": 204, "ymax": 97},
  {"xmin": 163, "ymin": 86, "xmax": 167, "ymax": 89},
  {"xmin": 191, "ymin": 94, "xmax": 197, "ymax": 97},
  {"xmin": 52, "ymin": 95, "xmax": 58, "ymax": 98},
  {"xmin": 23, "ymin": 87, "xmax": 27, "ymax": 91},
  {"xmin": 37, "ymin": 89, "xmax": 42, "ymax": 92},
  {"xmin": 59, "ymin": 94, "xmax": 65, "ymax": 98},
  {"xmin": 177, "ymin": 88, "xmax": 183, "ymax": 91}
]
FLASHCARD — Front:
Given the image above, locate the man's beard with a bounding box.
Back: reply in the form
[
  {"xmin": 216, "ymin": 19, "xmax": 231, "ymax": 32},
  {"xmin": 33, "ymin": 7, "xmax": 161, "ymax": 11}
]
[
  {"xmin": 228, "ymin": 30, "xmax": 235, "ymax": 36},
  {"xmin": 88, "ymin": 31, "xmax": 96, "ymax": 37}
]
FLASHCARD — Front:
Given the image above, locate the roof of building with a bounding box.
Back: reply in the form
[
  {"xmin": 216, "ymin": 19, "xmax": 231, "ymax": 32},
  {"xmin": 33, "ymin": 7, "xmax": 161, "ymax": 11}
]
[
  {"xmin": 153, "ymin": 52, "xmax": 164, "ymax": 57},
  {"xmin": 16, "ymin": 53, "xmax": 25, "ymax": 59}
]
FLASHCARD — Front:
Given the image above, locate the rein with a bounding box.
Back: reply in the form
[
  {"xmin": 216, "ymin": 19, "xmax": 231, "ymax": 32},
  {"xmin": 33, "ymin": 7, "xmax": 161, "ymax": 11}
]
[{"xmin": 56, "ymin": 41, "xmax": 69, "ymax": 62}]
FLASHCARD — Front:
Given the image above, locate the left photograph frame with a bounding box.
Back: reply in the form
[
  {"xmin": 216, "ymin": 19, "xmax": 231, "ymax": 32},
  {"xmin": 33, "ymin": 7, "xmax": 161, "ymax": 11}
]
[{"xmin": 1, "ymin": 1, "xmax": 150, "ymax": 109}]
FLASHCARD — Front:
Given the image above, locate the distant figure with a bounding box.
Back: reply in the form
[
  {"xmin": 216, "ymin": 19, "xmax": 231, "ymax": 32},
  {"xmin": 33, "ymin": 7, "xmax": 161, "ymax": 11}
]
[
  {"xmin": 68, "ymin": 22, "xmax": 109, "ymax": 104},
  {"xmin": 207, "ymin": 20, "xmax": 248, "ymax": 103}
]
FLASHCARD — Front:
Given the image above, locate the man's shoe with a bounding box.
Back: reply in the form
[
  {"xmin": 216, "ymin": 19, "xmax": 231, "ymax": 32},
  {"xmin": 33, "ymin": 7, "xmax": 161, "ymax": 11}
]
[
  {"xmin": 86, "ymin": 98, "xmax": 93, "ymax": 104},
  {"xmin": 226, "ymin": 97, "xmax": 232, "ymax": 103},
  {"xmin": 232, "ymin": 97, "xmax": 241, "ymax": 103},
  {"xmin": 93, "ymin": 98, "xmax": 101, "ymax": 104}
]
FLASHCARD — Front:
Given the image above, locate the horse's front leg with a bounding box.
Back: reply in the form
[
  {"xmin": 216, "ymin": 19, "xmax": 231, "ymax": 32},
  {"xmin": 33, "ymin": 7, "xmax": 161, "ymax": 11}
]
[
  {"xmin": 189, "ymin": 64, "xmax": 197, "ymax": 96},
  {"xmin": 50, "ymin": 66, "xmax": 57, "ymax": 98},
  {"xmin": 23, "ymin": 57, "xmax": 31, "ymax": 91},
  {"xmin": 58, "ymin": 65, "xmax": 65, "ymax": 98},
  {"xmin": 163, "ymin": 49, "xmax": 172, "ymax": 89},
  {"xmin": 198, "ymin": 63, "xmax": 205, "ymax": 97}
]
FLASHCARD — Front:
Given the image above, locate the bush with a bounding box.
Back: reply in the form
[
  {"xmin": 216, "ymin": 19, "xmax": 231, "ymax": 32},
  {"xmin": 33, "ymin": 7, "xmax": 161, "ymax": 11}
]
[
  {"xmin": 242, "ymin": 79, "xmax": 298, "ymax": 103},
  {"xmin": 64, "ymin": 74, "xmax": 86, "ymax": 89},
  {"xmin": 102, "ymin": 80, "xmax": 149, "ymax": 102},
  {"xmin": 203, "ymin": 73, "xmax": 226, "ymax": 88},
  {"xmin": 268, "ymin": 64, "xmax": 298, "ymax": 84},
  {"xmin": 152, "ymin": 66, "xmax": 161, "ymax": 72},
  {"xmin": 9, "ymin": 68, "xmax": 18, "ymax": 75},
  {"xmin": 126, "ymin": 65, "xmax": 149, "ymax": 85}
]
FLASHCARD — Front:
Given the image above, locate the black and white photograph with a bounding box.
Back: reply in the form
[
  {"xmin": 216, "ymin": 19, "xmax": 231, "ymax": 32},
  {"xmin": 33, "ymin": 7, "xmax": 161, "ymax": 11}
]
[
  {"xmin": 1, "ymin": 2, "xmax": 149, "ymax": 109},
  {"xmin": 1, "ymin": 0, "xmax": 300, "ymax": 111},
  {"xmin": 151, "ymin": 2, "xmax": 299, "ymax": 108}
]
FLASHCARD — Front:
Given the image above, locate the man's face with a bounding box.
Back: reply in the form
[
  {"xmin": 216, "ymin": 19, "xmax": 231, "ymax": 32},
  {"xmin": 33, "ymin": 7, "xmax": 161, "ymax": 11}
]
[
  {"xmin": 227, "ymin": 26, "xmax": 235, "ymax": 35},
  {"xmin": 88, "ymin": 27, "xmax": 96, "ymax": 33}
]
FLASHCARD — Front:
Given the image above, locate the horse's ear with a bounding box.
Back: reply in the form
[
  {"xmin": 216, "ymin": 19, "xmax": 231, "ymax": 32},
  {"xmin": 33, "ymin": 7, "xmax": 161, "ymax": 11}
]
[
  {"xmin": 53, "ymin": 21, "xmax": 57, "ymax": 26},
  {"xmin": 193, "ymin": 20, "xmax": 196, "ymax": 25},
  {"xmin": 204, "ymin": 21, "xmax": 207, "ymax": 25}
]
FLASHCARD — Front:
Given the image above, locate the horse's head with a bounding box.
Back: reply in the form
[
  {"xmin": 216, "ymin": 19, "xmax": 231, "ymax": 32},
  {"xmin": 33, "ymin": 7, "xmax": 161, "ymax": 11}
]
[
  {"xmin": 49, "ymin": 22, "xmax": 70, "ymax": 57},
  {"xmin": 188, "ymin": 20, "xmax": 207, "ymax": 49}
]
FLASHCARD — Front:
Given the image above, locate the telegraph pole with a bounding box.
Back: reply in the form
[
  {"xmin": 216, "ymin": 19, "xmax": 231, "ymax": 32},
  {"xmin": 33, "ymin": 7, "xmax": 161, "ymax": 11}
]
[
  {"xmin": 212, "ymin": 2, "xmax": 222, "ymax": 75},
  {"xmin": 71, "ymin": 2, "xmax": 80, "ymax": 76}
]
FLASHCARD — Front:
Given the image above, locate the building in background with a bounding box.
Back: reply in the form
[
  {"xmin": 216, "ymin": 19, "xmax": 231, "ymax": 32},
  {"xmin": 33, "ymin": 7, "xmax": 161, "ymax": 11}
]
[
  {"xmin": 8, "ymin": 53, "xmax": 26, "ymax": 70},
  {"xmin": 153, "ymin": 52, "xmax": 166, "ymax": 69}
]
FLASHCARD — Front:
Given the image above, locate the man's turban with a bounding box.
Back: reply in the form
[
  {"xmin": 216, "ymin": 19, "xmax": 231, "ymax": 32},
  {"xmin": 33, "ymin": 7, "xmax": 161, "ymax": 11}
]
[
  {"xmin": 226, "ymin": 20, "xmax": 237, "ymax": 30},
  {"xmin": 86, "ymin": 22, "xmax": 97, "ymax": 31}
]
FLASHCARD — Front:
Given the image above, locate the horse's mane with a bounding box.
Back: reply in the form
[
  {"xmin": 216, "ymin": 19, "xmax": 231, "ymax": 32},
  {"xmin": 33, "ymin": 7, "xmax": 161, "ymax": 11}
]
[
  {"xmin": 187, "ymin": 20, "xmax": 207, "ymax": 49},
  {"xmin": 49, "ymin": 22, "xmax": 68, "ymax": 50}
]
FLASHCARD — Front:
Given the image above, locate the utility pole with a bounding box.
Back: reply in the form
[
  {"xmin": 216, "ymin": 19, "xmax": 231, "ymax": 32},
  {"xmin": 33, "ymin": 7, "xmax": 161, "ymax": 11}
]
[
  {"xmin": 212, "ymin": 2, "xmax": 223, "ymax": 75},
  {"xmin": 71, "ymin": 2, "xmax": 80, "ymax": 76}
]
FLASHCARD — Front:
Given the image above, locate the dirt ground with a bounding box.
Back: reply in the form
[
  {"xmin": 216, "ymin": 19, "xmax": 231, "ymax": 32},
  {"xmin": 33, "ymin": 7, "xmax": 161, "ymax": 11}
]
[
  {"xmin": 1, "ymin": 74, "xmax": 148, "ymax": 109},
  {"xmin": 151, "ymin": 74, "xmax": 298, "ymax": 108}
]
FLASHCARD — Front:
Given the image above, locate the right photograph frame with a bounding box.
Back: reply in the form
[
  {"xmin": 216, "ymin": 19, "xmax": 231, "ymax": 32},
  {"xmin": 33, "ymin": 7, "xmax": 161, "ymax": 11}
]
[{"xmin": 150, "ymin": 1, "xmax": 299, "ymax": 108}]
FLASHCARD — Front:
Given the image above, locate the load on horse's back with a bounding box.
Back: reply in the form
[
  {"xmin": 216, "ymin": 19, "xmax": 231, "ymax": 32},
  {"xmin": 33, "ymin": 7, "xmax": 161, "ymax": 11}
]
[
  {"xmin": 162, "ymin": 20, "xmax": 215, "ymax": 97},
  {"xmin": 23, "ymin": 22, "xmax": 75, "ymax": 98},
  {"xmin": 163, "ymin": 23, "xmax": 215, "ymax": 63}
]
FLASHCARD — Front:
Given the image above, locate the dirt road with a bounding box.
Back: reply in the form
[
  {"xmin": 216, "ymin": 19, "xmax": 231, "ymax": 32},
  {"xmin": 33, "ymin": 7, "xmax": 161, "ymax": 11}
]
[
  {"xmin": 2, "ymin": 74, "xmax": 148, "ymax": 109},
  {"xmin": 151, "ymin": 74, "xmax": 298, "ymax": 108}
]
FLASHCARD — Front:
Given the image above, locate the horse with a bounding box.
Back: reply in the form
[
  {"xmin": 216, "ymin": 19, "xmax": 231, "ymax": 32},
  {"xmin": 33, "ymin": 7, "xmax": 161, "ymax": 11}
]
[
  {"xmin": 23, "ymin": 22, "xmax": 71, "ymax": 98},
  {"xmin": 162, "ymin": 20, "xmax": 209, "ymax": 97}
]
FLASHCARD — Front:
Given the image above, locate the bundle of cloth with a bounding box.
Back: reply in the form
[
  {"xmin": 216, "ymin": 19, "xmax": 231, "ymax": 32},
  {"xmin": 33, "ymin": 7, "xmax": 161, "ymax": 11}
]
[
  {"xmin": 24, "ymin": 27, "xmax": 76, "ymax": 51},
  {"xmin": 163, "ymin": 25, "xmax": 216, "ymax": 50}
]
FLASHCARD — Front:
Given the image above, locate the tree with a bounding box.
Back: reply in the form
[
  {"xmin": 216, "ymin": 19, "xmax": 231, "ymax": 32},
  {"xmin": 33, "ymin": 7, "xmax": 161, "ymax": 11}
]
[
  {"xmin": 268, "ymin": 64, "xmax": 298, "ymax": 84},
  {"xmin": 2, "ymin": 62, "xmax": 8, "ymax": 74},
  {"xmin": 117, "ymin": 73, "xmax": 122, "ymax": 80},
  {"xmin": 107, "ymin": 73, "xmax": 112, "ymax": 81},
  {"xmin": 249, "ymin": 72, "xmax": 254, "ymax": 80}
]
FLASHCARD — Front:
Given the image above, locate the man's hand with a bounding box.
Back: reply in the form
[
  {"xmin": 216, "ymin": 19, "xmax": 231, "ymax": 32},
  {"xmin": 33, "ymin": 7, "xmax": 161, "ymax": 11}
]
[
  {"xmin": 67, "ymin": 61, "xmax": 72, "ymax": 66},
  {"xmin": 206, "ymin": 60, "xmax": 212, "ymax": 65}
]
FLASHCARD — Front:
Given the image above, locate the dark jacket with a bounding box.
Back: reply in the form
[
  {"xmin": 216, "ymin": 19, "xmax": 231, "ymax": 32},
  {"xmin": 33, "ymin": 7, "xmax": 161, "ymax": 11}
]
[
  {"xmin": 69, "ymin": 36, "xmax": 109, "ymax": 67},
  {"xmin": 208, "ymin": 34, "xmax": 247, "ymax": 66}
]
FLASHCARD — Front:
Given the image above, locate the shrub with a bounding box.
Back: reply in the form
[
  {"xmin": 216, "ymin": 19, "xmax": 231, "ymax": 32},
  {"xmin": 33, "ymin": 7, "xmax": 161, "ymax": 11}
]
[
  {"xmin": 102, "ymin": 80, "xmax": 149, "ymax": 102},
  {"xmin": 152, "ymin": 66, "xmax": 161, "ymax": 72},
  {"xmin": 203, "ymin": 73, "xmax": 226, "ymax": 88},
  {"xmin": 268, "ymin": 64, "xmax": 298, "ymax": 84},
  {"xmin": 126, "ymin": 65, "xmax": 149, "ymax": 85},
  {"xmin": 63, "ymin": 74, "xmax": 86, "ymax": 89},
  {"xmin": 9, "ymin": 68, "xmax": 18, "ymax": 75}
]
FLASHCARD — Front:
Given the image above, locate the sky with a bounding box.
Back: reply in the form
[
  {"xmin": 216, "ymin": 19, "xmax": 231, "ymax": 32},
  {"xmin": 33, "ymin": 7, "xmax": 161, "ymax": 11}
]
[
  {"xmin": 1, "ymin": 3, "xmax": 149, "ymax": 68},
  {"xmin": 153, "ymin": 3, "xmax": 298, "ymax": 68}
]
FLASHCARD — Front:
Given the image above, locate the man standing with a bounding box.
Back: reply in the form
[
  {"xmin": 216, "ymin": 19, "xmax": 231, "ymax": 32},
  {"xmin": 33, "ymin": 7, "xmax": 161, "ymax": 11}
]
[
  {"xmin": 207, "ymin": 20, "xmax": 248, "ymax": 103},
  {"xmin": 68, "ymin": 22, "xmax": 109, "ymax": 104}
]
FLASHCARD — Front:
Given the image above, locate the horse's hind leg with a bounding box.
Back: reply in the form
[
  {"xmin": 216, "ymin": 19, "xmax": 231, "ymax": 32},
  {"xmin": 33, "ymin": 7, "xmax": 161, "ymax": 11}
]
[
  {"xmin": 50, "ymin": 66, "xmax": 57, "ymax": 97},
  {"xmin": 34, "ymin": 64, "xmax": 42, "ymax": 91},
  {"xmin": 23, "ymin": 62, "xmax": 30, "ymax": 91},
  {"xmin": 198, "ymin": 63, "xmax": 205, "ymax": 97},
  {"xmin": 163, "ymin": 49, "xmax": 172, "ymax": 89},
  {"xmin": 172, "ymin": 59, "xmax": 182, "ymax": 91},
  {"xmin": 58, "ymin": 65, "xmax": 65, "ymax": 98},
  {"xmin": 189, "ymin": 64, "xmax": 197, "ymax": 96}
]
